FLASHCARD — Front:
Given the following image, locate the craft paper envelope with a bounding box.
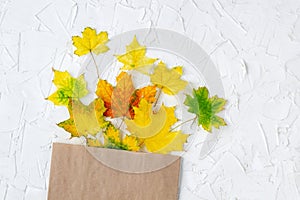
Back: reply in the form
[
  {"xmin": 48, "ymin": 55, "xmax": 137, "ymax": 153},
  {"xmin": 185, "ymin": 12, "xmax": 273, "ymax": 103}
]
[{"xmin": 48, "ymin": 143, "xmax": 181, "ymax": 200}]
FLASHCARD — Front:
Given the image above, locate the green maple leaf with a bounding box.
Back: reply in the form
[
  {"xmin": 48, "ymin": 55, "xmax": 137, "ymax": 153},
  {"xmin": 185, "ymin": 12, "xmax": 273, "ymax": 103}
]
[{"xmin": 184, "ymin": 87, "xmax": 227, "ymax": 132}]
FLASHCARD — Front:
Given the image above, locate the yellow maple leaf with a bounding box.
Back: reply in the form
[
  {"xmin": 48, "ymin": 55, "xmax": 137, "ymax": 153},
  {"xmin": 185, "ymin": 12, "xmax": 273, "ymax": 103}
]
[
  {"xmin": 126, "ymin": 100, "xmax": 188, "ymax": 154},
  {"xmin": 150, "ymin": 62, "xmax": 188, "ymax": 95},
  {"xmin": 57, "ymin": 98, "xmax": 108, "ymax": 137},
  {"xmin": 72, "ymin": 27, "xmax": 109, "ymax": 56},
  {"xmin": 123, "ymin": 135, "xmax": 140, "ymax": 151},
  {"xmin": 143, "ymin": 106, "xmax": 189, "ymax": 154},
  {"xmin": 173, "ymin": 66, "xmax": 183, "ymax": 75},
  {"xmin": 104, "ymin": 125, "xmax": 121, "ymax": 144},
  {"xmin": 144, "ymin": 131, "xmax": 189, "ymax": 154},
  {"xmin": 116, "ymin": 36, "xmax": 157, "ymax": 72},
  {"xmin": 87, "ymin": 138, "xmax": 102, "ymax": 147},
  {"xmin": 46, "ymin": 69, "xmax": 89, "ymax": 106},
  {"xmin": 131, "ymin": 98, "xmax": 152, "ymax": 126},
  {"xmin": 96, "ymin": 79, "xmax": 113, "ymax": 103},
  {"xmin": 125, "ymin": 99, "xmax": 167, "ymax": 138}
]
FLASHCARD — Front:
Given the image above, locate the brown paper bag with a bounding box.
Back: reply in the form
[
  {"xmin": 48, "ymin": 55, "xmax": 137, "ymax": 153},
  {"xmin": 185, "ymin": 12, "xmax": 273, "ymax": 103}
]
[{"xmin": 48, "ymin": 143, "xmax": 181, "ymax": 200}]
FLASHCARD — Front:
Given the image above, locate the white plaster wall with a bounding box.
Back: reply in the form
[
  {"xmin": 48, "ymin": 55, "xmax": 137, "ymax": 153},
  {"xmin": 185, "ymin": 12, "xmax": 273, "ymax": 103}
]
[{"xmin": 0, "ymin": 0, "xmax": 300, "ymax": 199}]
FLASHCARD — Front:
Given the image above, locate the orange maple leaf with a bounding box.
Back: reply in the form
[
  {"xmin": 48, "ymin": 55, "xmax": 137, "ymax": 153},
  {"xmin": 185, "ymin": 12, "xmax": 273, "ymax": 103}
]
[
  {"xmin": 96, "ymin": 79, "xmax": 113, "ymax": 102},
  {"xmin": 96, "ymin": 79, "xmax": 113, "ymax": 117},
  {"xmin": 111, "ymin": 72, "xmax": 135, "ymax": 118},
  {"xmin": 96, "ymin": 73, "xmax": 157, "ymax": 119},
  {"xmin": 131, "ymin": 85, "xmax": 157, "ymax": 107}
]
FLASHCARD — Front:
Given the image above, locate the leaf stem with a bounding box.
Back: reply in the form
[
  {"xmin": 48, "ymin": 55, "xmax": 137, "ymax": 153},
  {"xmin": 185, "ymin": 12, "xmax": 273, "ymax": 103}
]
[
  {"xmin": 118, "ymin": 116, "xmax": 125, "ymax": 129},
  {"xmin": 90, "ymin": 51, "xmax": 100, "ymax": 79},
  {"xmin": 139, "ymin": 139, "xmax": 145, "ymax": 147},
  {"xmin": 170, "ymin": 117, "xmax": 197, "ymax": 132},
  {"xmin": 153, "ymin": 88, "xmax": 162, "ymax": 107}
]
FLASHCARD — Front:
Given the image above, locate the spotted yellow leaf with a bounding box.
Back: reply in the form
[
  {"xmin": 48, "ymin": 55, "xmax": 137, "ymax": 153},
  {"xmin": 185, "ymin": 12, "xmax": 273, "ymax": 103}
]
[
  {"xmin": 123, "ymin": 135, "xmax": 140, "ymax": 151},
  {"xmin": 103, "ymin": 125, "xmax": 141, "ymax": 151},
  {"xmin": 104, "ymin": 125, "xmax": 121, "ymax": 144},
  {"xmin": 87, "ymin": 138, "xmax": 102, "ymax": 147},
  {"xmin": 57, "ymin": 98, "xmax": 108, "ymax": 137},
  {"xmin": 46, "ymin": 69, "xmax": 88, "ymax": 106}
]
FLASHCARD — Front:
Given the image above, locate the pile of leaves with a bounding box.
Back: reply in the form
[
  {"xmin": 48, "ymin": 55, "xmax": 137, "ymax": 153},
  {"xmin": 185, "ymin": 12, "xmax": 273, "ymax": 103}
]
[{"xmin": 46, "ymin": 27, "xmax": 227, "ymax": 154}]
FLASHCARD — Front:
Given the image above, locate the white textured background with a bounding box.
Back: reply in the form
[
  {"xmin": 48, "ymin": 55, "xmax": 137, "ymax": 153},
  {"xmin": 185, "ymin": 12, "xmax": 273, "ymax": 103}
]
[{"xmin": 1, "ymin": 0, "xmax": 300, "ymax": 199}]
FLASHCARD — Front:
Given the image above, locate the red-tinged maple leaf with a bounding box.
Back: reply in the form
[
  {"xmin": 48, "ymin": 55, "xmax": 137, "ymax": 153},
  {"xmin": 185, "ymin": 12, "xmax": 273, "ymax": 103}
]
[
  {"xmin": 96, "ymin": 73, "xmax": 157, "ymax": 119},
  {"xmin": 131, "ymin": 85, "xmax": 157, "ymax": 107},
  {"xmin": 96, "ymin": 79, "xmax": 113, "ymax": 117},
  {"xmin": 103, "ymin": 101, "xmax": 113, "ymax": 117},
  {"xmin": 111, "ymin": 72, "xmax": 135, "ymax": 118}
]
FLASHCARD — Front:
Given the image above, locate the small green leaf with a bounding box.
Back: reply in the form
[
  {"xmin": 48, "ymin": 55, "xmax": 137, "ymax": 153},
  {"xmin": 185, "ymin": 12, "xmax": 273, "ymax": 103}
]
[{"xmin": 184, "ymin": 87, "xmax": 227, "ymax": 132}]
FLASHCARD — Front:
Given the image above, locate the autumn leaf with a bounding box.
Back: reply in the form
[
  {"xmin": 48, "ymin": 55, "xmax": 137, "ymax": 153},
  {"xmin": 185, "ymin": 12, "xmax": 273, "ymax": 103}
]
[
  {"xmin": 111, "ymin": 72, "xmax": 135, "ymax": 118},
  {"xmin": 96, "ymin": 79, "xmax": 113, "ymax": 117},
  {"xmin": 115, "ymin": 71, "xmax": 127, "ymax": 82},
  {"xmin": 136, "ymin": 86, "xmax": 157, "ymax": 103},
  {"xmin": 87, "ymin": 138, "xmax": 102, "ymax": 147},
  {"xmin": 150, "ymin": 62, "xmax": 187, "ymax": 95},
  {"xmin": 131, "ymin": 98, "xmax": 152, "ymax": 126},
  {"xmin": 125, "ymin": 99, "xmax": 168, "ymax": 138},
  {"xmin": 96, "ymin": 74, "xmax": 157, "ymax": 119},
  {"xmin": 125, "ymin": 100, "xmax": 189, "ymax": 153},
  {"xmin": 96, "ymin": 79, "xmax": 113, "ymax": 102},
  {"xmin": 184, "ymin": 87, "xmax": 227, "ymax": 132},
  {"xmin": 46, "ymin": 69, "xmax": 88, "ymax": 106},
  {"xmin": 116, "ymin": 36, "xmax": 157, "ymax": 73},
  {"xmin": 122, "ymin": 135, "xmax": 140, "ymax": 151},
  {"xmin": 131, "ymin": 85, "xmax": 157, "ymax": 107},
  {"xmin": 142, "ymin": 105, "xmax": 188, "ymax": 154},
  {"xmin": 103, "ymin": 125, "xmax": 141, "ymax": 151},
  {"xmin": 144, "ymin": 131, "xmax": 188, "ymax": 154},
  {"xmin": 104, "ymin": 124, "xmax": 121, "ymax": 147},
  {"xmin": 72, "ymin": 27, "xmax": 109, "ymax": 56},
  {"xmin": 57, "ymin": 98, "xmax": 108, "ymax": 137}
]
